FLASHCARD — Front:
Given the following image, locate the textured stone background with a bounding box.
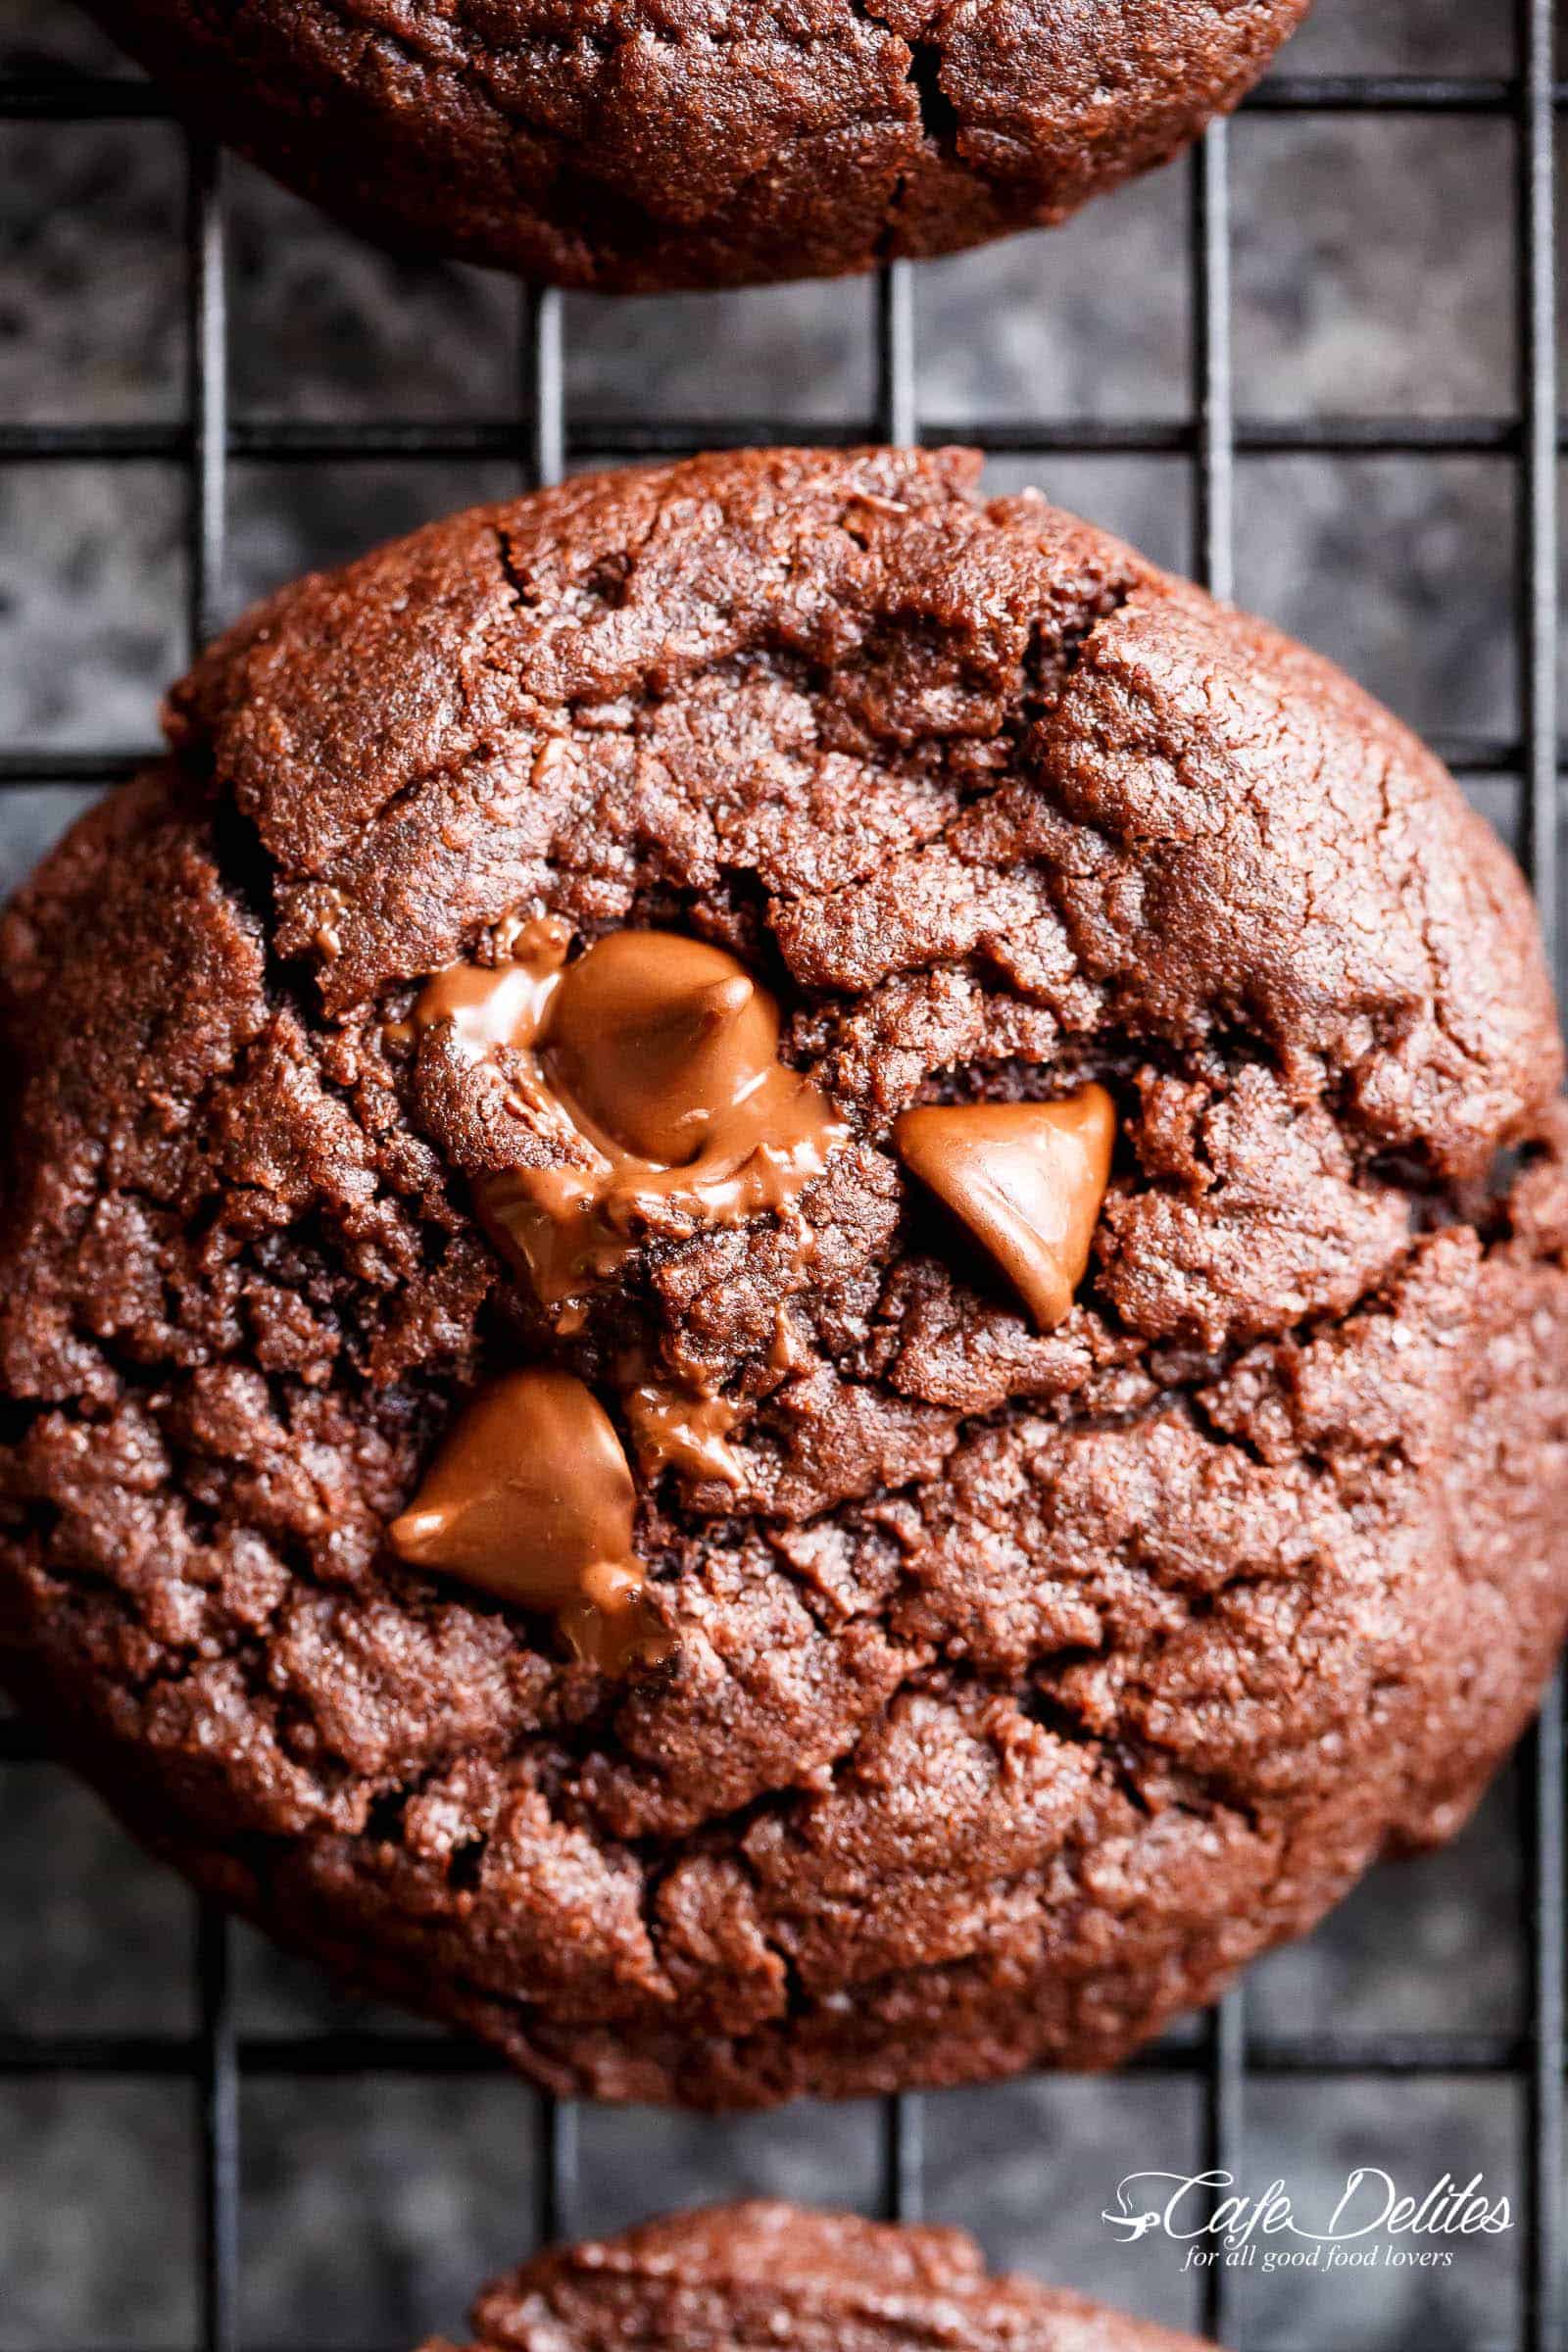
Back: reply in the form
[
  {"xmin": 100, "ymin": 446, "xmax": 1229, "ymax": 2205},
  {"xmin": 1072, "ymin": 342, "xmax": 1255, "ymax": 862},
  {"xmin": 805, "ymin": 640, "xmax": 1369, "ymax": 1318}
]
[{"xmin": 0, "ymin": 1, "xmax": 1561, "ymax": 2346}]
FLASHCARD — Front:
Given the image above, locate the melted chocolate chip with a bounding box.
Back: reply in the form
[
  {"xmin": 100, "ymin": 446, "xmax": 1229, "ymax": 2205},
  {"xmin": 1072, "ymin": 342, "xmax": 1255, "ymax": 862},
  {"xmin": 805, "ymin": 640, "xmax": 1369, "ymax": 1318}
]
[
  {"xmin": 417, "ymin": 917, "xmax": 570, "ymax": 1059},
  {"xmin": 388, "ymin": 1369, "xmax": 670, "ymax": 1673},
  {"xmin": 625, "ymin": 1379, "xmax": 745, "ymax": 1489},
  {"xmin": 895, "ymin": 1084, "xmax": 1115, "ymax": 1330},
  {"xmin": 545, "ymin": 930, "xmax": 778, "ymax": 1165},
  {"xmin": 414, "ymin": 925, "xmax": 848, "ymax": 1315}
]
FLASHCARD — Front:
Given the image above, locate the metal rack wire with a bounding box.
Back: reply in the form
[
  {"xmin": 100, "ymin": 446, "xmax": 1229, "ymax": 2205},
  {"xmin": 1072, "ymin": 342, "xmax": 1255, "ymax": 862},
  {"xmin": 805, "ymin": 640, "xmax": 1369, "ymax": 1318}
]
[{"xmin": 0, "ymin": 6, "xmax": 1563, "ymax": 2348}]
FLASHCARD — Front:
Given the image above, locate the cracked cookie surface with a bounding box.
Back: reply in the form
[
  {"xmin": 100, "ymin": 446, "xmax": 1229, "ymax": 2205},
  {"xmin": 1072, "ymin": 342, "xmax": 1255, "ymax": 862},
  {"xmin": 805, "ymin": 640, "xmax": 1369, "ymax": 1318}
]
[
  {"xmin": 2, "ymin": 445, "xmax": 1567, "ymax": 2108},
  {"xmin": 83, "ymin": 0, "xmax": 1310, "ymax": 292},
  {"xmin": 426, "ymin": 2200, "xmax": 1213, "ymax": 2350}
]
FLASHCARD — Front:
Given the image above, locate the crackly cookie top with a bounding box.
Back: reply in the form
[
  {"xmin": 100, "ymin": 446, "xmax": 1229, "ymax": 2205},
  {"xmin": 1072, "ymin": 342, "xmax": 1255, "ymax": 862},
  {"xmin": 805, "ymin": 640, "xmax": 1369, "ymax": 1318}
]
[
  {"xmin": 2, "ymin": 446, "xmax": 1565, "ymax": 2106},
  {"xmin": 432, "ymin": 2202, "xmax": 1211, "ymax": 2351},
  {"xmin": 84, "ymin": 0, "xmax": 1312, "ymax": 291}
]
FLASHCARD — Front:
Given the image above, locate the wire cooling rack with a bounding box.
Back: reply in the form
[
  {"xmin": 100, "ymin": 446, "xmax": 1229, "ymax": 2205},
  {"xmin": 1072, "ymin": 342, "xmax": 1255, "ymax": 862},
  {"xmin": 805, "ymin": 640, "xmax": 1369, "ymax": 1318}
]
[{"xmin": 0, "ymin": 6, "xmax": 1563, "ymax": 2349}]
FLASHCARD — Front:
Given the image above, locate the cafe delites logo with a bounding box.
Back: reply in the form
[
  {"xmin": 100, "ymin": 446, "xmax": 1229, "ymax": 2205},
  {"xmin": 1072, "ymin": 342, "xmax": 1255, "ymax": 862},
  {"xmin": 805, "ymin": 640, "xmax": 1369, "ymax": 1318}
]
[{"xmin": 1102, "ymin": 2167, "xmax": 1513, "ymax": 2278}]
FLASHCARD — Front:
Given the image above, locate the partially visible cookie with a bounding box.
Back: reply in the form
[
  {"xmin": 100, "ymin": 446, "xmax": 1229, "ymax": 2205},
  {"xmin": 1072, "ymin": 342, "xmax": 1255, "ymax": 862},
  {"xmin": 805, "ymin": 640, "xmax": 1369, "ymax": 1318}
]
[
  {"xmin": 82, "ymin": 0, "xmax": 1310, "ymax": 292},
  {"xmin": 426, "ymin": 2202, "xmax": 1209, "ymax": 2351}
]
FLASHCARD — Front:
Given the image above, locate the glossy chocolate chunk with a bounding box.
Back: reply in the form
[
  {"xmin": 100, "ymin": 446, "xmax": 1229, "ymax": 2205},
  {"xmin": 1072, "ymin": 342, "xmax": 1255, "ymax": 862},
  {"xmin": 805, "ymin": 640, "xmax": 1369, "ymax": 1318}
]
[
  {"xmin": 545, "ymin": 930, "xmax": 779, "ymax": 1165},
  {"xmin": 625, "ymin": 1378, "xmax": 745, "ymax": 1488},
  {"xmin": 415, "ymin": 917, "xmax": 571, "ymax": 1059},
  {"xmin": 415, "ymin": 925, "xmax": 848, "ymax": 1315},
  {"xmin": 389, "ymin": 1369, "xmax": 669, "ymax": 1672},
  {"xmin": 895, "ymin": 1084, "xmax": 1115, "ymax": 1330}
]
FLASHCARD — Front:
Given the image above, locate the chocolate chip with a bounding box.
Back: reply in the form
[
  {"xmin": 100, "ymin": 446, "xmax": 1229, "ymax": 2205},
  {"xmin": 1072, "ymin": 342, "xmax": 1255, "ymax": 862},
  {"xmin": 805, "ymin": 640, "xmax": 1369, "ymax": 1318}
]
[
  {"xmin": 895, "ymin": 1085, "xmax": 1115, "ymax": 1329},
  {"xmin": 625, "ymin": 1377, "xmax": 745, "ymax": 1489},
  {"xmin": 414, "ymin": 917, "xmax": 570, "ymax": 1061},
  {"xmin": 389, "ymin": 1368, "xmax": 670, "ymax": 1673},
  {"xmin": 546, "ymin": 930, "xmax": 777, "ymax": 1165},
  {"xmin": 416, "ymin": 925, "xmax": 849, "ymax": 1315}
]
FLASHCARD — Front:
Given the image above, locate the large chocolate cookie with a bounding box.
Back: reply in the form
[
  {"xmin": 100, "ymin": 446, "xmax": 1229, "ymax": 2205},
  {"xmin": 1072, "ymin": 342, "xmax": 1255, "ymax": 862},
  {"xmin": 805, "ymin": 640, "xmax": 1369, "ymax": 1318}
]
[
  {"xmin": 82, "ymin": 0, "xmax": 1310, "ymax": 293},
  {"xmin": 425, "ymin": 2202, "xmax": 1211, "ymax": 2351},
  {"xmin": 3, "ymin": 447, "xmax": 1566, "ymax": 2107}
]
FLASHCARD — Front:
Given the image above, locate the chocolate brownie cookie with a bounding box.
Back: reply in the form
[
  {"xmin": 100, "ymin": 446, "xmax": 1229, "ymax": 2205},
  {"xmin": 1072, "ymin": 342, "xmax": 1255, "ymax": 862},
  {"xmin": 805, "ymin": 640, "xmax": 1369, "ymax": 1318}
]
[
  {"xmin": 82, "ymin": 0, "xmax": 1311, "ymax": 292},
  {"xmin": 425, "ymin": 2202, "xmax": 1212, "ymax": 2351},
  {"xmin": 3, "ymin": 447, "xmax": 1567, "ymax": 2107}
]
